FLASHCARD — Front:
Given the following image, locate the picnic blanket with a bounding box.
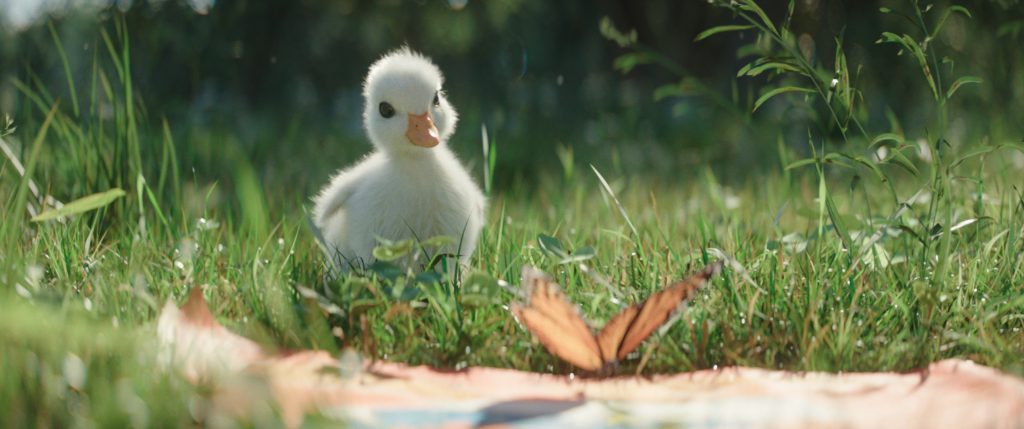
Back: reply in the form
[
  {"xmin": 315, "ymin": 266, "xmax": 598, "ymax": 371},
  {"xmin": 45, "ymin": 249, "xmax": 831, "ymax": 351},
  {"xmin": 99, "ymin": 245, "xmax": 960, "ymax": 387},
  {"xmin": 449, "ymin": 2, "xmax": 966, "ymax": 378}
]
[{"xmin": 157, "ymin": 287, "xmax": 1024, "ymax": 428}]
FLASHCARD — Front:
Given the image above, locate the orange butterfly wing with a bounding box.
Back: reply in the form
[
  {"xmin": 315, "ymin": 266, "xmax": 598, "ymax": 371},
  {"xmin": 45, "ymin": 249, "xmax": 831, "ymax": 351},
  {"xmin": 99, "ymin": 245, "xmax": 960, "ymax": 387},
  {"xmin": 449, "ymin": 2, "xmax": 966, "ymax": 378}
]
[
  {"xmin": 598, "ymin": 261, "xmax": 722, "ymax": 362},
  {"xmin": 596, "ymin": 304, "xmax": 640, "ymax": 363},
  {"xmin": 511, "ymin": 267, "xmax": 604, "ymax": 371}
]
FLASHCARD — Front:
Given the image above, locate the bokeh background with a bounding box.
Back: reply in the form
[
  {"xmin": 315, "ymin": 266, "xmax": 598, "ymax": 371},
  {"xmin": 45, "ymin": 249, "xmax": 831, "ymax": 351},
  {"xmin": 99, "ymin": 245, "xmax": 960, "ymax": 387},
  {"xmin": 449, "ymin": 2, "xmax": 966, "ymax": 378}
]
[{"xmin": 2, "ymin": 0, "xmax": 1023, "ymax": 198}]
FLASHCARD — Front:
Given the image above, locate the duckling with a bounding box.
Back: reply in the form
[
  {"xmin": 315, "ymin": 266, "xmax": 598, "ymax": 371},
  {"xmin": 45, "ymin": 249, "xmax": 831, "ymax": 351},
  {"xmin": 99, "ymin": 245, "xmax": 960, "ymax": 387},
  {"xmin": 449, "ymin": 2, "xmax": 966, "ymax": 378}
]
[{"xmin": 313, "ymin": 47, "xmax": 485, "ymax": 270}]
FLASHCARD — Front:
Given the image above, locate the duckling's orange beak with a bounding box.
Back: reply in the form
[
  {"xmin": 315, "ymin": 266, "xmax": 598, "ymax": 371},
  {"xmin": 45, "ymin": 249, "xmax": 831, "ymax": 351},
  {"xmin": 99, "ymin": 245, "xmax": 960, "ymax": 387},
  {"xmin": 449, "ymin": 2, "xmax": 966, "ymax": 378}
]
[{"xmin": 406, "ymin": 112, "xmax": 440, "ymax": 148}]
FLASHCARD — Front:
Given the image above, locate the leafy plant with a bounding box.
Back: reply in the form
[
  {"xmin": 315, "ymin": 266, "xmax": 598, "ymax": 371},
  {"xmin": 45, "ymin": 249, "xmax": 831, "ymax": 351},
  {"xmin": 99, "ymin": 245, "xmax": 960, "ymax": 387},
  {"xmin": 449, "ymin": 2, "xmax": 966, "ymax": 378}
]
[
  {"xmin": 599, "ymin": 17, "xmax": 749, "ymax": 121},
  {"xmin": 602, "ymin": 0, "xmax": 1024, "ymax": 373},
  {"xmin": 701, "ymin": 0, "xmax": 869, "ymax": 142}
]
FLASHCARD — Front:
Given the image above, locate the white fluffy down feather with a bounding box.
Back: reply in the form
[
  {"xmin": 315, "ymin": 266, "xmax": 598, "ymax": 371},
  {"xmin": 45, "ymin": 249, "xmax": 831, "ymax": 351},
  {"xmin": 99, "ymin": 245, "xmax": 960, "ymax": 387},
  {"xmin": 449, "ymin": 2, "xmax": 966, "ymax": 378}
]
[{"xmin": 312, "ymin": 47, "xmax": 485, "ymax": 269}]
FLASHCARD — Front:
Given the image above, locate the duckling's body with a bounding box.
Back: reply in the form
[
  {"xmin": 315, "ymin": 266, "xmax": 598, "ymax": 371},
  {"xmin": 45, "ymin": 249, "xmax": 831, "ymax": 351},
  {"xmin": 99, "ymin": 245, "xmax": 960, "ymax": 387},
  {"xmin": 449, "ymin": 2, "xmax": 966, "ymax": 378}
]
[
  {"xmin": 314, "ymin": 149, "xmax": 484, "ymax": 267},
  {"xmin": 313, "ymin": 48, "xmax": 485, "ymax": 269}
]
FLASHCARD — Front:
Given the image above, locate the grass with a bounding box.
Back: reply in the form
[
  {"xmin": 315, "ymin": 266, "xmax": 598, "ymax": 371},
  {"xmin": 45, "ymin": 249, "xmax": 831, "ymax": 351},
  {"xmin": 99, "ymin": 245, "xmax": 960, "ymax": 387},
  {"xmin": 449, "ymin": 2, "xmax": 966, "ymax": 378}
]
[
  {"xmin": 3, "ymin": 4, "xmax": 1024, "ymax": 426},
  {"xmin": 3, "ymin": 122, "xmax": 1023, "ymax": 424}
]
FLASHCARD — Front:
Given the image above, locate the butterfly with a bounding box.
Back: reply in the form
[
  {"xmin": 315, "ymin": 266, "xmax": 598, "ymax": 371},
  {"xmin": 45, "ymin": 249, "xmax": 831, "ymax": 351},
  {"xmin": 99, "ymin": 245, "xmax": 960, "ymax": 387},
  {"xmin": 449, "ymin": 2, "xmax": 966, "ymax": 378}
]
[{"xmin": 510, "ymin": 261, "xmax": 722, "ymax": 373}]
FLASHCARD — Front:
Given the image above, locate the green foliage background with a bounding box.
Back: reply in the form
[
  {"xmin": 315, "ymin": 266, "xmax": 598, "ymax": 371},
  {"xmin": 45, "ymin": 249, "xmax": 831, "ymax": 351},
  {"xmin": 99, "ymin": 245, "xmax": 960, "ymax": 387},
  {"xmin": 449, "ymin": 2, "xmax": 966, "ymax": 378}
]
[{"xmin": 2, "ymin": 0, "xmax": 1021, "ymax": 190}]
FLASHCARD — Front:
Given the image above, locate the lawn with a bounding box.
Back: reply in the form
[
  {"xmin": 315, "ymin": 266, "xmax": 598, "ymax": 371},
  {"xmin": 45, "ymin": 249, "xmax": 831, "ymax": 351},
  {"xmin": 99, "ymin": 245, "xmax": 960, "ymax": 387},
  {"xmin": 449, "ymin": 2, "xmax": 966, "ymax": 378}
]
[
  {"xmin": 4, "ymin": 114, "xmax": 1023, "ymax": 424},
  {"xmin": 3, "ymin": 1, "xmax": 1024, "ymax": 426}
]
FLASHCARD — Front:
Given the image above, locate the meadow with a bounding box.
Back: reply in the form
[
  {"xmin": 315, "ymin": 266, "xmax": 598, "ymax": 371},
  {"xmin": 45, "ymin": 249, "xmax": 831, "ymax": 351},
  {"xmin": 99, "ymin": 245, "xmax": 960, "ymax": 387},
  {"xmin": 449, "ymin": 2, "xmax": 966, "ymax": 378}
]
[{"xmin": 2, "ymin": 0, "xmax": 1023, "ymax": 426}]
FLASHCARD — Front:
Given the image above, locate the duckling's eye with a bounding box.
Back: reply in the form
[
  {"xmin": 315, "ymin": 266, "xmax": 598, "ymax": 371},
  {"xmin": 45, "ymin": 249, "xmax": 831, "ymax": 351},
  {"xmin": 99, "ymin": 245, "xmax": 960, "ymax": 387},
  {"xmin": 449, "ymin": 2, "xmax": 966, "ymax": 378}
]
[
  {"xmin": 432, "ymin": 92, "xmax": 440, "ymax": 106},
  {"xmin": 379, "ymin": 102, "xmax": 395, "ymax": 119}
]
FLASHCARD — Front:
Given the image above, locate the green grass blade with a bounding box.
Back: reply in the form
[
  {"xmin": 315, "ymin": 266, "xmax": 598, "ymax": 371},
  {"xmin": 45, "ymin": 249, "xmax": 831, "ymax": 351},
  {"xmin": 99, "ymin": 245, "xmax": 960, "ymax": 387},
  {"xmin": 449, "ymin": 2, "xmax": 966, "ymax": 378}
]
[
  {"xmin": 31, "ymin": 189, "xmax": 126, "ymax": 222},
  {"xmin": 590, "ymin": 164, "xmax": 639, "ymax": 239},
  {"xmin": 47, "ymin": 22, "xmax": 80, "ymax": 117},
  {"xmin": 753, "ymin": 86, "xmax": 815, "ymax": 112}
]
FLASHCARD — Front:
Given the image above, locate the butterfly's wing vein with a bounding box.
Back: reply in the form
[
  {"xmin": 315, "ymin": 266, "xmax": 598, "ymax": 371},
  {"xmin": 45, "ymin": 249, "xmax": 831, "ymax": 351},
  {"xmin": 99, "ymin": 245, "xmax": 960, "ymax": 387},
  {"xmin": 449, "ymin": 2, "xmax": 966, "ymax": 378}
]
[
  {"xmin": 514, "ymin": 267, "xmax": 603, "ymax": 371},
  {"xmin": 514, "ymin": 263, "xmax": 721, "ymax": 370},
  {"xmin": 596, "ymin": 305, "xmax": 639, "ymax": 363},
  {"xmin": 614, "ymin": 263, "xmax": 721, "ymax": 361}
]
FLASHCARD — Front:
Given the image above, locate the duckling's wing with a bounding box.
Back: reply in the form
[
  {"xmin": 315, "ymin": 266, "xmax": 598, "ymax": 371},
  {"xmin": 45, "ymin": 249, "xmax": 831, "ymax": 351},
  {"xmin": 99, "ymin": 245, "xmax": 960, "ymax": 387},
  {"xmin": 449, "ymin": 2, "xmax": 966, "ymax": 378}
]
[
  {"xmin": 314, "ymin": 154, "xmax": 389, "ymax": 224},
  {"xmin": 313, "ymin": 172, "xmax": 359, "ymax": 224}
]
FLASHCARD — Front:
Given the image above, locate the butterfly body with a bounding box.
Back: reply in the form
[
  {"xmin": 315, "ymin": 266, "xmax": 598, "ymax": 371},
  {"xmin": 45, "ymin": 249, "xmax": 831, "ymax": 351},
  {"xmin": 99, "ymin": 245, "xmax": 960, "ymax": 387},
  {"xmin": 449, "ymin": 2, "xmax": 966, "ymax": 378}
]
[{"xmin": 511, "ymin": 262, "xmax": 722, "ymax": 373}]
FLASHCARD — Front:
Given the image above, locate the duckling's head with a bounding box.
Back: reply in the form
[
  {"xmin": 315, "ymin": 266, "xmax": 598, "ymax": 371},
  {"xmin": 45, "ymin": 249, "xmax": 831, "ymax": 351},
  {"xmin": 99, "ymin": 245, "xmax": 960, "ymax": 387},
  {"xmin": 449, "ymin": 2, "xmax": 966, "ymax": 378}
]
[{"xmin": 363, "ymin": 47, "xmax": 458, "ymax": 155}]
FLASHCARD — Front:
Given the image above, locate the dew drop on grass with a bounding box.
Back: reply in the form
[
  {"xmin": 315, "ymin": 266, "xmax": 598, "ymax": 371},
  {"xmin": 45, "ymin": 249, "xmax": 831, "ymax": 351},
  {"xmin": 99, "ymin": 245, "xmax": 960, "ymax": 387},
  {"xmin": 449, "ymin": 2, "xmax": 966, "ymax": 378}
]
[
  {"xmin": 84, "ymin": 298, "xmax": 92, "ymax": 312},
  {"xmin": 26, "ymin": 265, "xmax": 43, "ymax": 285},
  {"xmin": 63, "ymin": 353, "xmax": 86, "ymax": 390},
  {"xmin": 196, "ymin": 217, "xmax": 220, "ymax": 231},
  {"xmin": 15, "ymin": 284, "xmax": 31, "ymax": 299}
]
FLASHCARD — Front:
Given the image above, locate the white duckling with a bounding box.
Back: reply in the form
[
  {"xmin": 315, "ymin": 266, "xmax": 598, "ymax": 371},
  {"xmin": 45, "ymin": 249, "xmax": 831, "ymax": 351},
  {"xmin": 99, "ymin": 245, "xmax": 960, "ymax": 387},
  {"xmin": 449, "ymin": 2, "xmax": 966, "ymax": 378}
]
[{"xmin": 313, "ymin": 47, "xmax": 485, "ymax": 269}]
